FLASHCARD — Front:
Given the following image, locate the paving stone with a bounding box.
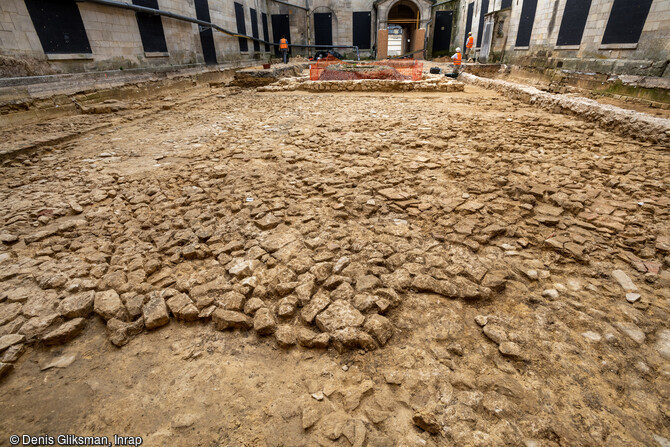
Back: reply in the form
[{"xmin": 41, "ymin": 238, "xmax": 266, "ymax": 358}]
[
  {"xmin": 94, "ymin": 290, "xmax": 128, "ymax": 322},
  {"xmin": 42, "ymin": 318, "xmax": 86, "ymax": 345},
  {"xmin": 142, "ymin": 293, "xmax": 169, "ymax": 329},
  {"xmin": 166, "ymin": 293, "xmax": 199, "ymax": 321},
  {"xmin": 253, "ymin": 308, "xmax": 277, "ymax": 335},
  {"xmin": 212, "ymin": 309, "xmax": 252, "ymax": 331},
  {"xmin": 0, "ymin": 334, "xmax": 25, "ymax": 352},
  {"xmin": 59, "ymin": 291, "xmax": 95, "ymax": 319},
  {"xmin": 316, "ymin": 300, "xmax": 365, "ymax": 332}
]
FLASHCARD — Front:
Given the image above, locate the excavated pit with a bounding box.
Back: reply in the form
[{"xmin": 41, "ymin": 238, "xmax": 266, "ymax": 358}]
[{"xmin": 0, "ymin": 66, "xmax": 669, "ymax": 446}]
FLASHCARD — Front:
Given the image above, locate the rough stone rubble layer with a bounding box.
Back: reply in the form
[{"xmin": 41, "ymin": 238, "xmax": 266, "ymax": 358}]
[{"xmin": 259, "ymin": 77, "xmax": 464, "ymax": 93}]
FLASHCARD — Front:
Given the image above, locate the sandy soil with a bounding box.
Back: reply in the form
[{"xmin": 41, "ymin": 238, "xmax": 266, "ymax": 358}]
[
  {"xmin": 0, "ymin": 79, "xmax": 669, "ymax": 447},
  {"xmin": 594, "ymin": 96, "xmax": 670, "ymax": 119}
]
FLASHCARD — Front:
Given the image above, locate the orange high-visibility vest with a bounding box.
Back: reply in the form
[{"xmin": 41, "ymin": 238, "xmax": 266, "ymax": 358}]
[
  {"xmin": 466, "ymin": 36, "xmax": 474, "ymax": 48},
  {"xmin": 280, "ymin": 38, "xmax": 288, "ymax": 50},
  {"xmin": 453, "ymin": 52, "xmax": 462, "ymax": 65}
]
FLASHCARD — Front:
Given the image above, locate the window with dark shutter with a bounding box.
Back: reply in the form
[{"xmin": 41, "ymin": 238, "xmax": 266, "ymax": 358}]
[
  {"xmin": 132, "ymin": 0, "xmax": 168, "ymax": 53},
  {"xmin": 515, "ymin": 0, "xmax": 538, "ymax": 47},
  {"xmin": 24, "ymin": 0, "xmax": 91, "ymax": 54},
  {"xmin": 601, "ymin": 0, "xmax": 653, "ymax": 45},
  {"xmin": 314, "ymin": 13, "xmax": 333, "ymax": 47},
  {"xmin": 234, "ymin": 2, "xmax": 248, "ymax": 52},
  {"xmin": 556, "ymin": 0, "xmax": 591, "ymax": 47},
  {"xmin": 353, "ymin": 11, "xmax": 371, "ymax": 50},
  {"xmin": 272, "ymin": 14, "xmax": 290, "ymax": 56},
  {"xmin": 463, "ymin": 2, "xmax": 474, "ymax": 50}
]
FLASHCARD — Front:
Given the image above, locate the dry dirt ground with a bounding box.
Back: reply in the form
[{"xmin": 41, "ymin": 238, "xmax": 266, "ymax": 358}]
[{"xmin": 0, "ymin": 76, "xmax": 669, "ymax": 447}]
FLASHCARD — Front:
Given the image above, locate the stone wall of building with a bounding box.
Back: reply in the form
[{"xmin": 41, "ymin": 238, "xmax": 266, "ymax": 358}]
[
  {"xmin": 267, "ymin": 0, "xmax": 376, "ymax": 59},
  {"xmin": 1, "ymin": 0, "xmax": 45, "ymax": 63},
  {"xmin": 0, "ymin": 0, "xmax": 272, "ymax": 76},
  {"xmin": 427, "ymin": 1, "xmax": 462, "ymax": 58},
  {"xmin": 2, "ymin": 0, "xmax": 668, "ymax": 77},
  {"xmin": 211, "ymin": 0, "xmax": 273, "ymax": 62},
  {"xmin": 505, "ymin": 0, "xmax": 669, "ymax": 77},
  {"xmin": 458, "ymin": 0, "xmax": 670, "ymax": 77}
]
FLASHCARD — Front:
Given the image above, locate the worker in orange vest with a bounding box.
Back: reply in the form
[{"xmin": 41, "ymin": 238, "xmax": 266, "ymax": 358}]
[
  {"xmin": 466, "ymin": 32, "xmax": 474, "ymax": 60},
  {"xmin": 279, "ymin": 36, "xmax": 289, "ymax": 64},
  {"xmin": 451, "ymin": 47, "xmax": 462, "ymax": 74}
]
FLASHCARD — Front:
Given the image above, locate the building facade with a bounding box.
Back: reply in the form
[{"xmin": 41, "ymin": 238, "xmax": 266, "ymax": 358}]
[
  {"xmin": 466, "ymin": 0, "xmax": 670, "ymax": 77},
  {"xmin": 0, "ymin": 0, "xmax": 275, "ymax": 76},
  {"xmin": 1, "ymin": 0, "xmax": 668, "ymax": 77}
]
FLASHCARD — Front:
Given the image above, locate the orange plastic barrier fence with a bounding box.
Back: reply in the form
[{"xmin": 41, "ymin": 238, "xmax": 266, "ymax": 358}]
[
  {"xmin": 309, "ymin": 55, "xmax": 343, "ymax": 81},
  {"xmin": 372, "ymin": 59, "xmax": 423, "ymax": 81}
]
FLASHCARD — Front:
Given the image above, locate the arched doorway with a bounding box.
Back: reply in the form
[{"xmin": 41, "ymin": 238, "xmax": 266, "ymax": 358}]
[{"xmin": 387, "ymin": 1, "xmax": 419, "ymax": 57}]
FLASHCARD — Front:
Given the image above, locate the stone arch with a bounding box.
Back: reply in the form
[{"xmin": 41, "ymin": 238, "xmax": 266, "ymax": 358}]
[
  {"xmin": 386, "ymin": 0, "xmax": 421, "ymax": 26},
  {"xmin": 377, "ymin": 0, "xmax": 432, "ymax": 30},
  {"xmin": 384, "ymin": 0, "xmax": 424, "ymax": 57}
]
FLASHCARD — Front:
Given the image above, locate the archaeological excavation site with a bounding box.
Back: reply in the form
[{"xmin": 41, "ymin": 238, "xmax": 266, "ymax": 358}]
[{"xmin": 0, "ymin": 0, "xmax": 669, "ymax": 446}]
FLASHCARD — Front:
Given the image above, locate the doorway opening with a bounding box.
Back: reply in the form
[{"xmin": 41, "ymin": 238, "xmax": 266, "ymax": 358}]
[{"xmin": 387, "ymin": 1, "xmax": 419, "ymax": 57}]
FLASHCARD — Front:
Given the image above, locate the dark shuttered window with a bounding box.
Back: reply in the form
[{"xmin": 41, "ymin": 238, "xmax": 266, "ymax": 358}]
[
  {"xmin": 133, "ymin": 0, "xmax": 168, "ymax": 53},
  {"xmin": 234, "ymin": 2, "xmax": 248, "ymax": 52},
  {"xmin": 556, "ymin": 0, "xmax": 591, "ymax": 46},
  {"xmin": 463, "ymin": 2, "xmax": 474, "ymax": 50},
  {"xmin": 515, "ymin": 0, "xmax": 538, "ymax": 47},
  {"xmin": 601, "ymin": 0, "xmax": 653, "ymax": 45},
  {"xmin": 353, "ymin": 11, "xmax": 372, "ymax": 50},
  {"xmin": 24, "ymin": 0, "xmax": 91, "ymax": 54}
]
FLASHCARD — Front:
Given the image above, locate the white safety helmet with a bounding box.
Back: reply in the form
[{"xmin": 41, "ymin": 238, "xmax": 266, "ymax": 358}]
[{"xmin": 456, "ymin": 47, "xmax": 462, "ymax": 53}]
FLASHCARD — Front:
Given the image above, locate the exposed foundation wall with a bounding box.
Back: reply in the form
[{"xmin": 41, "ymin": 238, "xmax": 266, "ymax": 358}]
[
  {"xmin": 460, "ymin": 71, "xmax": 670, "ymax": 145},
  {"xmin": 0, "ymin": 0, "xmax": 271, "ymax": 77}
]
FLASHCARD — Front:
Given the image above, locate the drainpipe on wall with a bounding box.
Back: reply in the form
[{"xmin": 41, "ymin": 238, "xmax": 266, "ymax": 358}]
[
  {"xmin": 424, "ymin": 17, "xmax": 432, "ymax": 59},
  {"xmin": 305, "ymin": 0, "xmax": 310, "ymax": 57},
  {"xmin": 373, "ymin": 2, "xmax": 379, "ymax": 59}
]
